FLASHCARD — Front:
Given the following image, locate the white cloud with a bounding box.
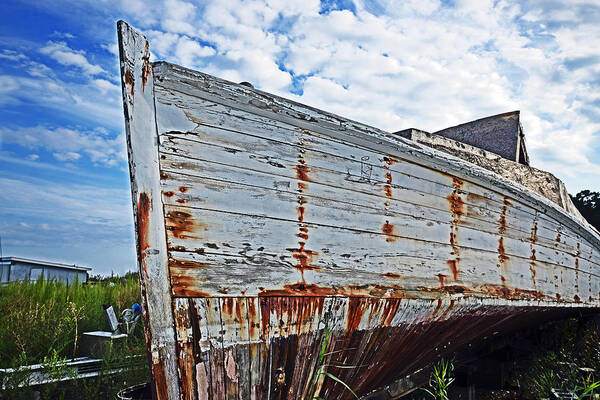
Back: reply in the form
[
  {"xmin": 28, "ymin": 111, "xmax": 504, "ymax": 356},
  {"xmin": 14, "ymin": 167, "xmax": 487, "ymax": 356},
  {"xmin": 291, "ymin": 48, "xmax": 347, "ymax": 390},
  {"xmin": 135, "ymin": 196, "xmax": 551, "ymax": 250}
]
[
  {"xmin": 0, "ymin": 125, "xmax": 126, "ymax": 167},
  {"xmin": 0, "ymin": 52, "xmax": 122, "ymax": 128},
  {"xmin": 127, "ymin": 0, "xmax": 597, "ymax": 192},
  {"xmin": 40, "ymin": 41, "xmax": 105, "ymax": 76},
  {"xmin": 174, "ymin": 36, "xmax": 216, "ymax": 66},
  {"xmin": 53, "ymin": 151, "xmax": 81, "ymax": 161}
]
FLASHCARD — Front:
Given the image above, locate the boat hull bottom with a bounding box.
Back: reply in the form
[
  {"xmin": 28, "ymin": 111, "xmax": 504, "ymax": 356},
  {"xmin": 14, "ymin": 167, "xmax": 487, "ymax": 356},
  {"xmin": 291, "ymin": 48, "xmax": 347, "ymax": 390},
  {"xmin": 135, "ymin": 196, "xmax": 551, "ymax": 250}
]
[{"xmin": 172, "ymin": 296, "xmax": 596, "ymax": 399}]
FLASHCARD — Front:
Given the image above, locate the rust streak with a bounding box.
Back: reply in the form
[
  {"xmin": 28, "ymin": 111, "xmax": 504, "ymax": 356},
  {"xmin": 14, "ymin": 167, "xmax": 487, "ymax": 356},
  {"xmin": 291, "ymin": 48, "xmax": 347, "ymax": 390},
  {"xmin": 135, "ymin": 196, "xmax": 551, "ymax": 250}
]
[
  {"xmin": 170, "ymin": 259, "xmax": 209, "ymax": 269},
  {"xmin": 449, "ymin": 231, "xmax": 458, "ymax": 251},
  {"xmin": 530, "ymin": 222, "xmax": 538, "ymax": 243},
  {"xmin": 141, "ymin": 42, "xmax": 151, "ymax": 91},
  {"xmin": 381, "ymin": 299, "xmax": 401, "ymax": 326},
  {"xmin": 290, "ymin": 242, "xmax": 319, "ymax": 271},
  {"xmin": 297, "ymin": 205, "xmax": 305, "ymax": 223},
  {"xmin": 432, "ymin": 299, "xmax": 442, "ymax": 316},
  {"xmin": 382, "ymin": 156, "xmax": 399, "ymax": 166},
  {"xmin": 167, "ymin": 210, "xmax": 196, "ymax": 239},
  {"xmin": 137, "ymin": 192, "xmax": 151, "ymax": 280},
  {"xmin": 498, "ymin": 198, "xmax": 509, "ymax": 234},
  {"xmin": 385, "ymin": 172, "xmax": 392, "ymax": 184},
  {"xmin": 383, "ymin": 272, "xmax": 402, "ymax": 279},
  {"xmin": 346, "ymin": 298, "xmax": 368, "ymax": 332},
  {"xmin": 178, "ymin": 186, "xmax": 188, "ymax": 193},
  {"xmin": 382, "ymin": 220, "xmax": 396, "ymax": 242},
  {"xmin": 152, "ymin": 359, "xmax": 169, "ymax": 400},
  {"xmin": 295, "ymin": 165, "xmax": 312, "ymax": 182},
  {"xmin": 439, "ymin": 300, "xmax": 455, "ymax": 320},
  {"xmin": 383, "ymin": 185, "xmax": 393, "ymax": 198},
  {"xmin": 171, "ymin": 275, "xmax": 211, "ymax": 297},
  {"xmin": 498, "ymin": 237, "xmax": 509, "ymax": 264},
  {"xmin": 447, "ymin": 192, "xmax": 464, "ymax": 218},
  {"xmin": 436, "ymin": 273, "xmax": 447, "ymax": 288},
  {"xmin": 446, "ymin": 260, "xmax": 459, "ymax": 281},
  {"xmin": 248, "ymin": 299, "xmax": 257, "ymax": 338},
  {"xmin": 124, "ymin": 69, "xmax": 134, "ymax": 97},
  {"xmin": 451, "ymin": 177, "xmax": 464, "ymax": 190}
]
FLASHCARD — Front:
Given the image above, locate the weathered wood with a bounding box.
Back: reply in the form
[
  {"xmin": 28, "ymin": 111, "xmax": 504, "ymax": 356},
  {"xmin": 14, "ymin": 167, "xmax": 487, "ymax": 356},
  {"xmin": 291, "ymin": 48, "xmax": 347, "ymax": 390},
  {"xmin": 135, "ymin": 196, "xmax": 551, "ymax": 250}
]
[
  {"xmin": 117, "ymin": 21, "xmax": 179, "ymax": 400},
  {"xmin": 152, "ymin": 88, "xmax": 599, "ymax": 264},
  {"xmin": 151, "ymin": 62, "xmax": 598, "ymax": 250},
  {"xmin": 118, "ymin": 22, "xmax": 600, "ymax": 400}
]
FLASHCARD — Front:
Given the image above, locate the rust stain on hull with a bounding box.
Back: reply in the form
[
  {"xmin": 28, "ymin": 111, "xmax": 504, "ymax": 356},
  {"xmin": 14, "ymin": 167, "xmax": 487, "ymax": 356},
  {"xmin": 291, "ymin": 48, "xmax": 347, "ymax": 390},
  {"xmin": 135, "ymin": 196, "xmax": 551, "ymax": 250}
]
[
  {"xmin": 167, "ymin": 210, "xmax": 197, "ymax": 239},
  {"xmin": 382, "ymin": 156, "xmax": 399, "ymax": 166},
  {"xmin": 446, "ymin": 260, "xmax": 459, "ymax": 281},
  {"xmin": 124, "ymin": 69, "xmax": 134, "ymax": 97},
  {"xmin": 295, "ymin": 165, "xmax": 312, "ymax": 182},
  {"xmin": 141, "ymin": 41, "xmax": 151, "ymax": 91},
  {"xmin": 446, "ymin": 182, "xmax": 464, "ymax": 280},
  {"xmin": 382, "ymin": 220, "xmax": 396, "ymax": 242},
  {"xmin": 137, "ymin": 192, "xmax": 151, "ymax": 279}
]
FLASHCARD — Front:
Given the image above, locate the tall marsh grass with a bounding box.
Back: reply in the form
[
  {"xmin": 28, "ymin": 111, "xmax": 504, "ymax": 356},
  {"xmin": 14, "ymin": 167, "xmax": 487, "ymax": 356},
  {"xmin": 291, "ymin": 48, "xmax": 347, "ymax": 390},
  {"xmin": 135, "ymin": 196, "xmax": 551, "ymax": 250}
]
[{"xmin": 0, "ymin": 275, "xmax": 141, "ymax": 367}]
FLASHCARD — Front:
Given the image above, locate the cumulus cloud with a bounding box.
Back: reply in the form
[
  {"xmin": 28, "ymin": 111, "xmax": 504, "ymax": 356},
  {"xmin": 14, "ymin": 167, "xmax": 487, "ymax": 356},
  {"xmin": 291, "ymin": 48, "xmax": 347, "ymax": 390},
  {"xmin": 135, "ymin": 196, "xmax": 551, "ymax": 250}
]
[
  {"xmin": 40, "ymin": 41, "xmax": 105, "ymax": 76},
  {"xmin": 121, "ymin": 0, "xmax": 597, "ymax": 192},
  {"xmin": 4, "ymin": 0, "xmax": 598, "ymax": 191}
]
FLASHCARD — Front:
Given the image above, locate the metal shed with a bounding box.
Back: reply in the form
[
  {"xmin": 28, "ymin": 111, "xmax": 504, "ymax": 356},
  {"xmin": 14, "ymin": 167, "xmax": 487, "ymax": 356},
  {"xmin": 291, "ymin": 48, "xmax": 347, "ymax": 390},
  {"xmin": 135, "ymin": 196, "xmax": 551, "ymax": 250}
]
[{"xmin": 0, "ymin": 257, "xmax": 91, "ymax": 284}]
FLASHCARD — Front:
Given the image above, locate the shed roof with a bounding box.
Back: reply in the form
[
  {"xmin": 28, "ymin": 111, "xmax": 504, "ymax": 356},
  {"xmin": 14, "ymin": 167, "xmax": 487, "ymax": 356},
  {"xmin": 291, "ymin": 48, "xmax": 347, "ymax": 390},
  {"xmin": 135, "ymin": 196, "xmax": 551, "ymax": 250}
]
[{"xmin": 0, "ymin": 256, "xmax": 92, "ymax": 272}]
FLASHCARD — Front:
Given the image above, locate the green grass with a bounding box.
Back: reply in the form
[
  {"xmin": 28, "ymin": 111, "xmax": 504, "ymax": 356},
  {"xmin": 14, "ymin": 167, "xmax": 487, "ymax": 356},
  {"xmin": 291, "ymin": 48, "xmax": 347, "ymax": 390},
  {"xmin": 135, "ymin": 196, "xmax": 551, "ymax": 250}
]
[
  {"xmin": 422, "ymin": 358, "xmax": 455, "ymax": 400},
  {"xmin": 0, "ymin": 275, "xmax": 148, "ymax": 399}
]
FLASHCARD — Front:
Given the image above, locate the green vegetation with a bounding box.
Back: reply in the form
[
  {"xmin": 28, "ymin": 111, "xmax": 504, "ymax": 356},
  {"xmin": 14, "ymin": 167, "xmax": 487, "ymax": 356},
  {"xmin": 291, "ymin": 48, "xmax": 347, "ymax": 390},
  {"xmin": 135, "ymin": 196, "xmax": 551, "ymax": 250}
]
[
  {"xmin": 0, "ymin": 274, "xmax": 148, "ymax": 399},
  {"xmin": 422, "ymin": 359, "xmax": 455, "ymax": 400},
  {"xmin": 307, "ymin": 328, "xmax": 360, "ymax": 400},
  {"xmin": 571, "ymin": 190, "xmax": 600, "ymax": 231},
  {"xmin": 512, "ymin": 318, "xmax": 600, "ymax": 399}
]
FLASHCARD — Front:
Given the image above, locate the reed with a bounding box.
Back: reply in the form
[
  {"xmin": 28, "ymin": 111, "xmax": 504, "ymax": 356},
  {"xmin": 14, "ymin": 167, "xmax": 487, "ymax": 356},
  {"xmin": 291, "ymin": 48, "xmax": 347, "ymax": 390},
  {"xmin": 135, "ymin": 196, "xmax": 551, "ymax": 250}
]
[{"xmin": 0, "ymin": 274, "xmax": 141, "ymax": 367}]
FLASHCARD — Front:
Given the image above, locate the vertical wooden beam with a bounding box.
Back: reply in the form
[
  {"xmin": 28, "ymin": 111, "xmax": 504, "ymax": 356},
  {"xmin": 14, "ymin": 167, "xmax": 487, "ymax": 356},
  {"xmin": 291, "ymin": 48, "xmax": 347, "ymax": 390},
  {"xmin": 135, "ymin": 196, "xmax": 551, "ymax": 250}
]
[{"xmin": 117, "ymin": 20, "xmax": 180, "ymax": 400}]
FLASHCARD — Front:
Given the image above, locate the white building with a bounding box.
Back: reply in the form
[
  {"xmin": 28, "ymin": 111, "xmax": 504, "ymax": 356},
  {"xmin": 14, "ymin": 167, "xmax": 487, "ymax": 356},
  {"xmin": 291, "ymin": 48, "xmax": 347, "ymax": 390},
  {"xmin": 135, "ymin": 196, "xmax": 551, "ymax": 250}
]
[{"xmin": 0, "ymin": 257, "xmax": 90, "ymax": 284}]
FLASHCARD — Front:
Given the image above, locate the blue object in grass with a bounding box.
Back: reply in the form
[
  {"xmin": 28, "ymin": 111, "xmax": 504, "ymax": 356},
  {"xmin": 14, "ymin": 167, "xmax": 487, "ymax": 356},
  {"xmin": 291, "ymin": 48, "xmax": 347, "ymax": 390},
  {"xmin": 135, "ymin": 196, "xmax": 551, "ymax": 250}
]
[{"xmin": 132, "ymin": 303, "xmax": 142, "ymax": 314}]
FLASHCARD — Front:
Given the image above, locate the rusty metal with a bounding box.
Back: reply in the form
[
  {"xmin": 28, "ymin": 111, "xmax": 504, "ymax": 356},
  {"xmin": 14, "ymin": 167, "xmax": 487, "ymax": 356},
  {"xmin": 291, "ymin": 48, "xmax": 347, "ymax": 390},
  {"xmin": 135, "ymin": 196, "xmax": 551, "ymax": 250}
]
[{"xmin": 117, "ymin": 21, "xmax": 600, "ymax": 400}]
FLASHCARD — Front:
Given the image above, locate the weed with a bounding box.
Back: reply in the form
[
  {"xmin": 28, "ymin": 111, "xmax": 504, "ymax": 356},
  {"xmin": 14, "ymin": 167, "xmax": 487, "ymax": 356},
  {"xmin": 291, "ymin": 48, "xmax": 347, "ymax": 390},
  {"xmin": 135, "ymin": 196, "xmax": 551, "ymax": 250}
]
[
  {"xmin": 306, "ymin": 328, "xmax": 360, "ymax": 400},
  {"xmin": 422, "ymin": 358, "xmax": 455, "ymax": 400}
]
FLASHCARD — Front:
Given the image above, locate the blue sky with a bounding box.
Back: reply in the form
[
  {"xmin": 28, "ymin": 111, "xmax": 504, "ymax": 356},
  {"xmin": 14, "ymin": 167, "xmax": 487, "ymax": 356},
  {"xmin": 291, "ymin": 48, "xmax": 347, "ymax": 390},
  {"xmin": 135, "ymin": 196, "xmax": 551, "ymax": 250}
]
[{"xmin": 1, "ymin": 0, "xmax": 599, "ymax": 275}]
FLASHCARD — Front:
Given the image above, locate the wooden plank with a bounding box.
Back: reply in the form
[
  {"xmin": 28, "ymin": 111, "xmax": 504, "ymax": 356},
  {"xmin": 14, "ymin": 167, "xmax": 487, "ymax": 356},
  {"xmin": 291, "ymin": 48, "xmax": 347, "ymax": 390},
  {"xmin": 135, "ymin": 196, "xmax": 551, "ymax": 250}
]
[
  {"xmin": 117, "ymin": 21, "xmax": 179, "ymax": 400},
  {"xmin": 151, "ymin": 63, "xmax": 600, "ymax": 254},
  {"xmin": 219, "ymin": 298, "xmax": 250, "ymax": 400},
  {"xmin": 190, "ymin": 299, "xmax": 212, "ymax": 400},
  {"xmin": 158, "ymin": 167, "xmax": 599, "ymax": 276},
  {"xmin": 246, "ymin": 297, "xmax": 264, "ymax": 400},
  {"xmin": 203, "ymin": 297, "xmax": 225, "ymax": 399},
  {"xmin": 174, "ymin": 298, "xmax": 198, "ymax": 400},
  {"xmin": 156, "ymin": 131, "xmax": 600, "ymax": 267}
]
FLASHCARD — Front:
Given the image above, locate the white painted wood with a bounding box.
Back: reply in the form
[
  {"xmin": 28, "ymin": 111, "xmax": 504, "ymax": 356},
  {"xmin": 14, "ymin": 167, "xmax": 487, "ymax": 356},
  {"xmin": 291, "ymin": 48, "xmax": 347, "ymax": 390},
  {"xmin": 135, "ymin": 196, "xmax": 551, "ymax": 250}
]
[
  {"xmin": 153, "ymin": 83, "xmax": 600, "ymax": 266},
  {"xmin": 152, "ymin": 62, "xmax": 600, "ymax": 252},
  {"xmin": 117, "ymin": 21, "xmax": 180, "ymax": 400}
]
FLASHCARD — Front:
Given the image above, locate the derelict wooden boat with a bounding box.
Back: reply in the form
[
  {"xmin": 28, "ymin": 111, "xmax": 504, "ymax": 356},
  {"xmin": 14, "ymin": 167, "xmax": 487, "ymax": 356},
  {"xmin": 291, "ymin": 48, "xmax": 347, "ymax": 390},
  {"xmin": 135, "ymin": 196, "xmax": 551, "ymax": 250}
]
[{"xmin": 117, "ymin": 21, "xmax": 600, "ymax": 400}]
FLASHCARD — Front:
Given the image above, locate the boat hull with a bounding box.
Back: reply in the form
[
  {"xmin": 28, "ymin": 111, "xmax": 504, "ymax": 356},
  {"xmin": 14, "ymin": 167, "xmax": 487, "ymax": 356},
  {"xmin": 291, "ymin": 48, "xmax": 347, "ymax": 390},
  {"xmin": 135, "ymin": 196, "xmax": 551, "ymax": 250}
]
[{"xmin": 117, "ymin": 22, "xmax": 600, "ymax": 399}]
